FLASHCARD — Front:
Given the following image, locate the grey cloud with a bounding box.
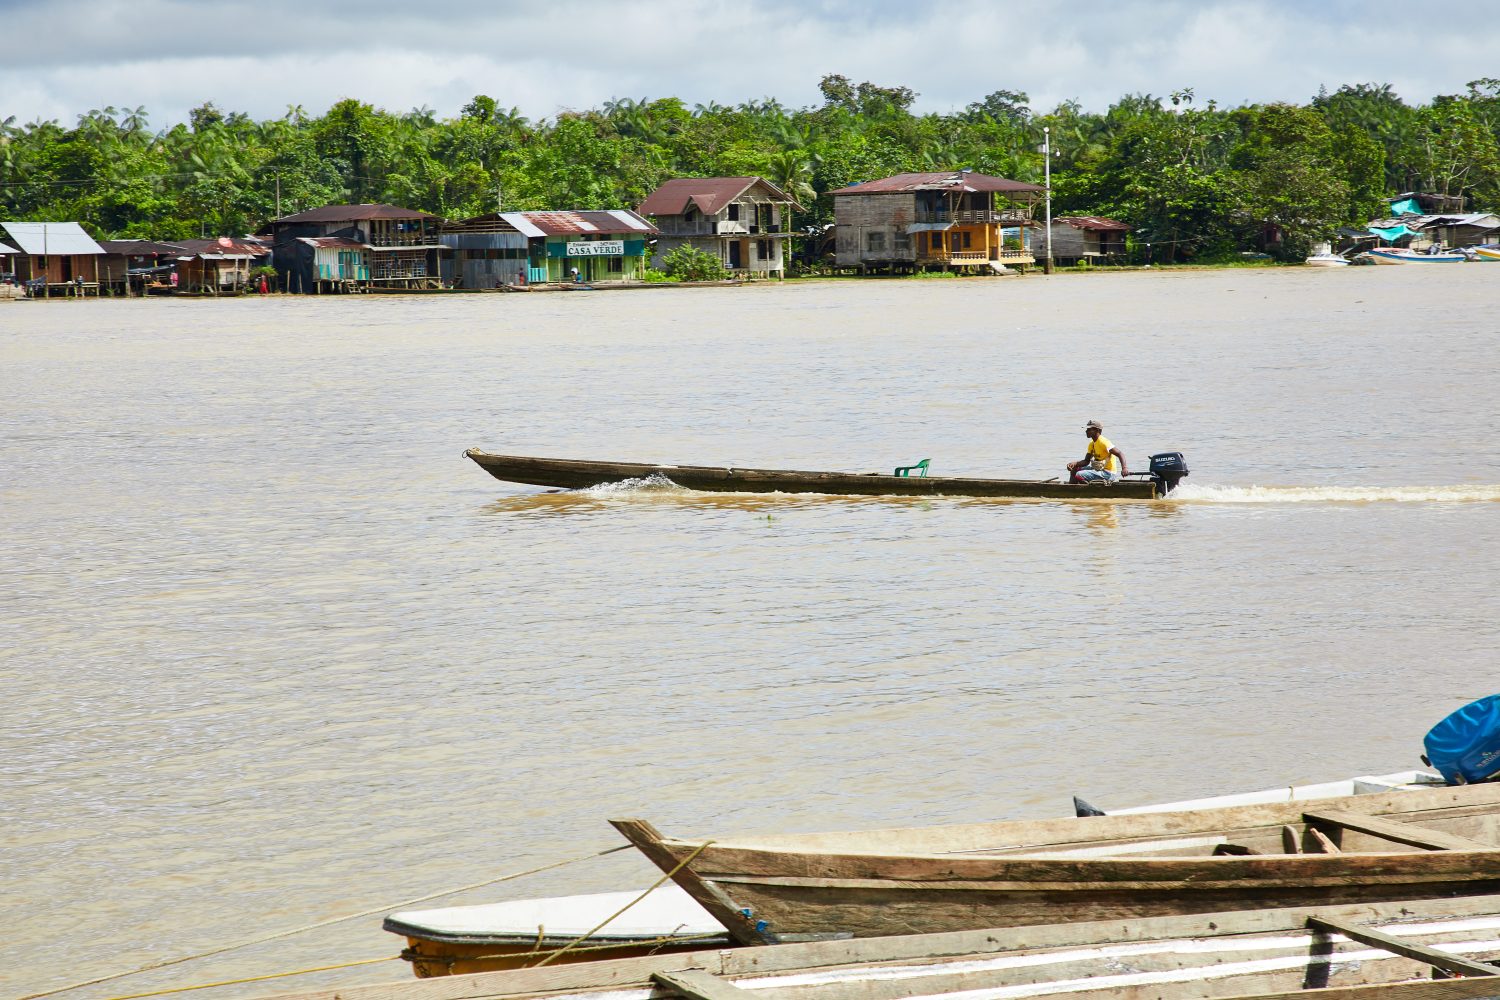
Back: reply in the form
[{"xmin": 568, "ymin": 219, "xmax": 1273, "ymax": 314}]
[{"xmin": 0, "ymin": 0, "xmax": 1496, "ymax": 127}]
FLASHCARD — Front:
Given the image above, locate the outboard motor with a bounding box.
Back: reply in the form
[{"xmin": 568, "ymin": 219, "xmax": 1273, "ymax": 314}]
[
  {"xmin": 1148, "ymin": 452, "xmax": 1190, "ymax": 495},
  {"xmin": 1423, "ymin": 695, "xmax": 1500, "ymax": 785}
]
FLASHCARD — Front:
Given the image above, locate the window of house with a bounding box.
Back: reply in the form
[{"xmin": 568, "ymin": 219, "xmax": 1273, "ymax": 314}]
[
  {"xmin": 894, "ymin": 232, "xmax": 911, "ymax": 252},
  {"xmin": 962, "ymin": 231, "xmax": 972, "ymax": 249},
  {"xmin": 866, "ymin": 231, "xmax": 886, "ymax": 252},
  {"xmin": 728, "ymin": 204, "xmax": 740, "ymax": 221},
  {"xmin": 608, "ymin": 256, "xmax": 623, "ymax": 273},
  {"xmin": 758, "ymin": 239, "xmax": 773, "ymax": 260}
]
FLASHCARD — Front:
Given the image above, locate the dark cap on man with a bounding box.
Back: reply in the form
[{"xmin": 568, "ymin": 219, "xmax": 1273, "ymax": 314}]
[{"xmin": 1085, "ymin": 420, "xmax": 1103, "ymax": 431}]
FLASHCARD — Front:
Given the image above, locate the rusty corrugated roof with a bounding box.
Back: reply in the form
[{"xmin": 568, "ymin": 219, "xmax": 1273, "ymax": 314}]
[
  {"xmin": 269, "ymin": 203, "xmax": 441, "ymax": 225},
  {"xmin": 1055, "ymin": 216, "xmax": 1130, "ymax": 231},
  {"xmin": 176, "ymin": 237, "xmax": 270, "ymax": 256},
  {"xmin": 831, "ymin": 171, "xmax": 1045, "ymax": 196},
  {"xmin": 638, "ymin": 177, "xmax": 798, "ymax": 216},
  {"xmin": 98, "ymin": 239, "xmax": 190, "ymax": 256},
  {"xmin": 498, "ymin": 210, "xmax": 658, "ymax": 237}
]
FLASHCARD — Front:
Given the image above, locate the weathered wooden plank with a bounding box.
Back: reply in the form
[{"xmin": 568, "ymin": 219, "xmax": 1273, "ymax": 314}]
[
  {"xmin": 1309, "ymin": 827, "xmax": 1342, "ymax": 854},
  {"xmin": 650, "ymin": 970, "xmax": 747, "ymax": 1000},
  {"xmin": 1305, "ymin": 809, "xmax": 1494, "ymax": 851},
  {"xmin": 1307, "ymin": 915, "xmax": 1500, "ymax": 977},
  {"xmin": 1220, "ymin": 973, "xmax": 1500, "ymax": 1000}
]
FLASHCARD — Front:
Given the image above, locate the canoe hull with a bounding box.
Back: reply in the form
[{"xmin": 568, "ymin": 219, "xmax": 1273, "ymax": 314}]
[
  {"xmin": 465, "ymin": 451, "xmax": 1159, "ymax": 500},
  {"xmin": 616, "ymin": 782, "xmax": 1500, "ymax": 943}
]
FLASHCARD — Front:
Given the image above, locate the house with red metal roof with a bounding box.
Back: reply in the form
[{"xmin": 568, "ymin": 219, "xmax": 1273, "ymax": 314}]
[
  {"xmin": 260, "ymin": 203, "xmax": 443, "ymax": 292},
  {"xmin": 441, "ymin": 210, "xmax": 657, "ymax": 287},
  {"xmin": 1052, "ymin": 216, "xmax": 1130, "ymax": 265},
  {"xmin": 829, "ymin": 171, "xmax": 1044, "ymax": 273},
  {"xmin": 638, "ymin": 177, "xmax": 799, "ymax": 278}
]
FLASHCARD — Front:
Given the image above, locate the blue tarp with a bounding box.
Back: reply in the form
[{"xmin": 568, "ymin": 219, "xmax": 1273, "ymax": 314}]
[
  {"xmin": 1390, "ymin": 198, "xmax": 1423, "ymax": 216},
  {"xmin": 1369, "ymin": 224, "xmax": 1415, "ymax": 243}
]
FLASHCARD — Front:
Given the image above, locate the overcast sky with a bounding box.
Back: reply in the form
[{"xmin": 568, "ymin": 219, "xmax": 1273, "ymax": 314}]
[{"xmin": 2, "ymin": 0, "xmax": 1497, "ymax": 129}]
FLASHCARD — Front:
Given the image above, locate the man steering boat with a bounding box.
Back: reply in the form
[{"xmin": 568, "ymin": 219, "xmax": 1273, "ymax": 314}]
[{"xmin": 1068, "ymin": 420, "xmax": 1129, "ymax": 484}]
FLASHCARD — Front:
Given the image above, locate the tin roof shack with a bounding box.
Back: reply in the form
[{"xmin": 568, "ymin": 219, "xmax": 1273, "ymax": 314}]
[
  {"xmin": 1421, "ymin": 213, "xmax": 1500, "ymax": 249},
  {"xmin": 173, "ymin": 238, "xmax": 268, "ymax": 294},
  {"xmin": 261, "ymin": 204, "xmax": 442, "ymax": 292},
  {"xmin": 0, "ymin": 221, "xmax": 105, "ymax": 295},
  {"xmin": 638, "ymin": 177, "xmax": 800, "ymax": 278},
  {"xmin": 289, "ymin": 237, "xmax": 371, "ymax": 293},
  {"xmin": 1366, "ymin": 212, "xmax": 1500, "ymax": 250},
  {"xmin": 437, "ymin": 216, "xmax": 531, "ymax": 289},
  {"xmin": 830, "ymin": 172, "xmax": 1045, "ymax": 274},
  {"xmin": 98, "ymin": 240, "xmax": 188, "ymax": 294},
  {"xmin": 1051, "ymin": 216, "xmax": 1129, "ymax": 265},
  {"xmin": 462, "ymin": 210, "xmax": 657, "ymax": 286}
]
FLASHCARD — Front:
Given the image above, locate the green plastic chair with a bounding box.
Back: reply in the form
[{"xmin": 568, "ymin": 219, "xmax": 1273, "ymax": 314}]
[{"xmin": 894, "ymin": 458, "xmax": 930, "ymax": 477}]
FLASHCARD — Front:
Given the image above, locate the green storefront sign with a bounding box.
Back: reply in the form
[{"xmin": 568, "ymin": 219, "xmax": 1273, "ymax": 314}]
[{"xmin": 547, "ymin": 239, "xmax": 646, "ymax": 258}]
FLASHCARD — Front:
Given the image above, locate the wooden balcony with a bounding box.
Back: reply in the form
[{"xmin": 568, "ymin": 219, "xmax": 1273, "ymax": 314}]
[{"xmin": 914, "ymin": 209, "xmax": 1033, "ymax": 226}]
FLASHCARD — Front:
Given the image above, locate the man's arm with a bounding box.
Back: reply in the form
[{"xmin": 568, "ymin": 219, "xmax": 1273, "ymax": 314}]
[{"xmin": 1109, "ymin": 447, "xmax": 1129, "ymax": 476}]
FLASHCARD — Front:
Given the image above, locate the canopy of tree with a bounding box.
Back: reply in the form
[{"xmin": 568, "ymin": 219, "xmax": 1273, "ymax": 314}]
[{"xmin": 3, "ymin": 77, "xmax": 1497, "ymax": 262}]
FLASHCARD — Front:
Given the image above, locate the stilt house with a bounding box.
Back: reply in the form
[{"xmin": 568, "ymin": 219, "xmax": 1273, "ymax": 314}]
[
  {"xmin": 830, "ymin": 171, "xmax": 1045, "ymax": 273},
  {"xmin": 638, "ymin": 177, "xmax": 799, "ymax": 278},
  {"xmin": 442, "ymin": 211, "xmax": 657, "ymax": 286},
  {"xmin": 98, "ymin": 240, "xmax": 188, "ymax": 293},
  {"xmin": 173, "ymin": 238, "xmax": 268, "ymax": 293},
  {"xmin": 1050, "ymin": 217, "xmax": 1130, "ymax": 265},
  {"xmin": 262, "ymin": 204, "xmax": 442, "ymax": 292},
  {"xmin": 0, "ymin": 221, "xmax": 105, "ymax": 294}
]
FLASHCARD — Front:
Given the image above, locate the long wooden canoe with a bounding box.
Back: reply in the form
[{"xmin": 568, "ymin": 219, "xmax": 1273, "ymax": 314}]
[
  {"xmin": 261, "ymin": 894, "xmax": 1500, "ymax": 1000},
  {"xmin": 612, "ymin": 781, "xmax": 1500, "ymax": 946},
  {"xmin": 463, "ymin": 451, "xmax": 1161, "ymax": 500}
]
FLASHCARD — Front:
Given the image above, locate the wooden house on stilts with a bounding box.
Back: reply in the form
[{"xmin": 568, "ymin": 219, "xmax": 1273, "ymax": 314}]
[{"xmin": 831, "ymin": 171, "xmax": 1044, "ymax": 274}]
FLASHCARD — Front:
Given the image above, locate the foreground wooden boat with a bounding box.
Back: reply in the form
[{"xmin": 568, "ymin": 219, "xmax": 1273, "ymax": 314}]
[
  {"xmin": 613, "ymin": 781, "xmax": 1500, "ymax": 945},
  {"xmin": 386, "ymin": 772, "xmax": 1442, "ymax": 978},
  {"xmin": 265, "ymin": 894, "xmax": 1500, "ymax": 1000},
  {"xmin": 463, "ymin": 451, "xmax": 1188, "ymax": 500}
]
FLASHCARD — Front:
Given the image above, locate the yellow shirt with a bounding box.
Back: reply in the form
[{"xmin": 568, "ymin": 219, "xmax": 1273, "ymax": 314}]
[{"xmin": 1086, "ymin": 435, "xmax": 1119, "ymax": 473}]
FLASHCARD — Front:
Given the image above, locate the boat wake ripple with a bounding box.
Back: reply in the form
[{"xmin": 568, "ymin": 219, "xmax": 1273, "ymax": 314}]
[
  {"xmin": 578, "ymin": 474, "xmax": 691, "ymax": 496},
  {"xmin": 1171, "ymin": 483, "xmax": 1500, "ymax": 504}
]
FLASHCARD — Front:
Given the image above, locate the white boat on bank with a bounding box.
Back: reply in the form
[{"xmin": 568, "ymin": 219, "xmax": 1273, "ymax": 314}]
[
  {"xmin": 1361, "ymin": 247, "xmax": 1467, "ymax": 264},
  {"xmin": 1304, "ymin": 243, "xmax": 1349, "ymax": 267},
  {"xmin": 385, "ymin": 770, "xmax": 1442, "ymax": 976}
]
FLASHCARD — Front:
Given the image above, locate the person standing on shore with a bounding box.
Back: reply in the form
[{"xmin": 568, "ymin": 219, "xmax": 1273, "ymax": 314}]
[{"xmin": 1068, "ymin": 420, "xmax": 1129, "ymax": 483}]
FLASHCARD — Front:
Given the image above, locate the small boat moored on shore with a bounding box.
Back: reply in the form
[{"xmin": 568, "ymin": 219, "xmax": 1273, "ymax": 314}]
[
  {"xmin": 464, "ymin": 451, "xmax": 1191, "ymax": 500},
  {"xmin": 1360, "ymin": 247, "xmax": 1467, "ymax": 264},
  {"xmin": 384, "ymin": 886, "xmax": 729, "ymax": 976},
  {"xmin": 1304, "ymin": 243, "xmax": 1350, "ymax": 267}
]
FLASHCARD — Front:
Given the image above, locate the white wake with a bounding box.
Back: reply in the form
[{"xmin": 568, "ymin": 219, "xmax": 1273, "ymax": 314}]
[{"xmin": 1170, "ymin": 483, "xmax": 1500, "ymax": 504}]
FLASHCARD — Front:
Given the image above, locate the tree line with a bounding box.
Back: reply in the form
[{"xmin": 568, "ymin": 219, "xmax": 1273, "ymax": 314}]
[{"xmin": 2, "ymin": 76, "xmax": 1498, "ymax": 262}]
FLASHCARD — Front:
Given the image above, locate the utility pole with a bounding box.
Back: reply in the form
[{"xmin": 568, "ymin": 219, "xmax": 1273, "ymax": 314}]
[
  {"xmin": 496, "ymin": 183, "xmax": 503, "ymax": 214},
  {"xmin": 1043, "ymin": 126, "xmax": 1054, "ymax": 275},
  {"xmin": 275, "ymin": 175, "xmax": 281, "ymax": 218}
]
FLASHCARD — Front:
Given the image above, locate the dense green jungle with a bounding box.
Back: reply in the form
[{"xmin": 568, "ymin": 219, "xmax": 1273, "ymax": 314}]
[{"xmin": 3, "ymin": 76, "xmax": 1498, "ymax": 262}]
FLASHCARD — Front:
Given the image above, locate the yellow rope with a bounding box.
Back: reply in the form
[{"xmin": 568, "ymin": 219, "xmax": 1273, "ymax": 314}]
[
  {"xmin": 532, "ymin": 840, "xmax": 714, "ymax": 968},
  {"xmin": 95, "ymin": 957, "xmax": 400, "ymax": 1000},
  {"xmin": 13, "ymin": 844, "xmax": 631, "ymax": 1000}
]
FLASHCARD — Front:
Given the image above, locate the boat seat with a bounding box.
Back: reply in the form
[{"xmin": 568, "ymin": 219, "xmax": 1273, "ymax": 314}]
[{"xmin": 894, "ymin": 459, "xmax": 930, "ymax": 478}]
